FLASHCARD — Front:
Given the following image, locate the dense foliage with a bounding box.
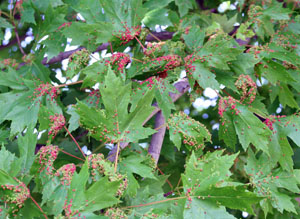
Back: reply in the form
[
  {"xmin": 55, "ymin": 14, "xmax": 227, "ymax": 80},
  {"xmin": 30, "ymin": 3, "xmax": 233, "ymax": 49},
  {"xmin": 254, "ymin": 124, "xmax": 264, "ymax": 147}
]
[{"xmin": 0, "ymin": 0, "xmax": 300, "ymax": 218}]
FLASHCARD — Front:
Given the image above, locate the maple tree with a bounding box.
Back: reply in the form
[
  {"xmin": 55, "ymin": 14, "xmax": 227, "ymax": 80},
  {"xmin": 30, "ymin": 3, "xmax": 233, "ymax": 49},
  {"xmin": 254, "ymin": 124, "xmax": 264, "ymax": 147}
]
[{"xmin": 0, "ymin": 0, "xmax": 300, "ymax": 218}]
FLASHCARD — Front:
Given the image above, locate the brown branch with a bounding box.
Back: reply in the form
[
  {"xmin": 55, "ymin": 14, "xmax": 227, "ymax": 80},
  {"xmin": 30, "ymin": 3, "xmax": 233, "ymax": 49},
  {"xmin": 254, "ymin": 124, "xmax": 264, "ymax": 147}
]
[
  {"xmin": 148, "ymin": 111, "xmax": 166, "ymax": 163},
  {"xmin": 30, "ymin": 196, "xmax": 48, "ymax": 219},
  {"xmin": 12, "ymin": 21, "xmax": 26, "ymax": 56},
  {"xmin": 64, "ymin": 125, "xmax": 86, "ymax": 158}
]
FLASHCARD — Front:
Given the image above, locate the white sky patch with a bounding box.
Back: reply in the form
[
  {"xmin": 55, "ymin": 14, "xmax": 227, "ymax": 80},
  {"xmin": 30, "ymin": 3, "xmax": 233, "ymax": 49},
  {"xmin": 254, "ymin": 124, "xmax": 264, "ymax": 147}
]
[
  {"xmin": 55, "ymin": 68, "xmax": 66, "ymax": 83},
  {"xmin": 25, "ymin": 36, "xmax": 34, "ymax": 44},
  {"xmin": 193, "ymin": 97, "xmax": 214, "ymax": 110},
  {"xmin": 89, "ymin": 52, "xmax": 100, "ymax": 65},
  {"xmin": 212, "ymin": 123, "xmax": 220, "ymax": 130},
  {"xmin": 220, "ymin": 84, "xmax": 225, "ymax": 89},
  {"xmin": 242, "ymin": 212, "xmax": 249, "ymax": 218},
  {"xmin": 139, "ymin": 143, "xmax": 148, "ymax": 148},
  {"xmin": 77, "ymin": 13, "xmax": 85, "ymax": 21},
  {"xmin": 4, "ymin": 28, "xmax": 12, "ymax": 41},
  {"xmin": 105, "ymin": 143, "xmax": 114, "ymax": 150},
  {"xmin": 256, "ymin": 77, "xmax": 268, "ymax": 87},
  {"xmin": 21, "ymin": 41, "xmax": 27, "ymax": 48},
  {"xmin": 180, "ymin": 70, "xmax": 186, "ymax": 78},
  {"xmin": 124, "ymin": 47, "xmax": 131, "ymax": 53},
  {"xmin": 61, "ymin": 59, "xmax": 69, "ymax": 71},
  {"xmin": 204, "ymin": 88, "xmax": 218, "ymax": 99},
  {"xmin": 92, "ymin": 83, "xmax": 100, "ymax": 90},
  {"xmin": 37, "ymin": 130, "xmax": 46, "ymax": 140},
  {"xmin": 38, "ymin": 35, "xmax": 49, "ymax": 43},
  {"xmin": 82, "ymin": 145, "xmax": 92, "ymax": 155}
]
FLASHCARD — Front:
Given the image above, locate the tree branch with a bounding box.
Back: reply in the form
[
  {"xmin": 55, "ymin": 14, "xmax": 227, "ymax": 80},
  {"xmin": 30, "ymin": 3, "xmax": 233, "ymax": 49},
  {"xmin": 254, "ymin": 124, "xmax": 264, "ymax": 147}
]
[{"xmin": 148, "ymin": 111, "xmax": 166, "ymax": 163}]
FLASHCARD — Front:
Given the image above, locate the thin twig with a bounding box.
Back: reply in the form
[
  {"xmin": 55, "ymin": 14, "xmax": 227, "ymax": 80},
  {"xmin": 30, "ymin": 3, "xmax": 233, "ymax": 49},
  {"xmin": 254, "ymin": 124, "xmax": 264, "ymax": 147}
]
[
  {"xmin": 55, "ymin": 80, "xmax": 83, "ymax": 88},
  {"xmin": 156, "ymin": 166, "xmax": 173, "ymax": 189},
  {"xmin": 148, "ymin": 31, "xmax": 162, "ymax": 42},
  {"xmin": 114, "ymin": 141, "xmax": 120, "ymax": 173},
  {"xmin": 64, "ymin": 126, "xmax": 86, "ymax": 158},
  {"xmin": 30, "ymin": 196, "xmax": 48, "ymax": 219},
  {"xmin": 12, "ymin": 21, "xmax": 26, "ymax": 56},
  {"xmin": 109, "ymin": 42, "xmax": 114, "ymax": 53},
  {"xmin": 131, "ymin": 57, "xmax": 143, "ymax": 63},
  {"xmin": 59, "ymin": 149, "xmax": 85, "ymax": 161},
  {"xmin": 175, "ymin": 176, "xmax": 182, "ymax": 195},
  {"xmin": 134, "ymin": 36, "xmax": 146, "ymax": 51},
  {"xmin": 154, "ymin": 123, "xmax": 166, "ymax": 131},
  {"xmin": 122, "ymin": 196, "xmax": 186, "ymax": 209}
]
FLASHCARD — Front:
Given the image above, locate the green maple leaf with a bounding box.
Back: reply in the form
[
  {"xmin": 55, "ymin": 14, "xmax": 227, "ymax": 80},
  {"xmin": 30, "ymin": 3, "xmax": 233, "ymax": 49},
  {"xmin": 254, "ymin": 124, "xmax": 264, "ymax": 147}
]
[
  {"xmin": 268, "ymin": 122, "xmax": 294, "ymax": 171},
  {"xmin": 182, "ymin": 151, "xmax": 238, "ymax": 193},
  {"xmin": 182, "ymin": 151, "xmax": 260, "ymax": 216},
  {"xmin": 130, "ymin": 78, "xmax": 177, "ymax": 120},
  {"xmin": 183, "ymin": 198, "xmax": 236, "ymax": 219},
  {"xmin": 174, "ymin": 0, "xmax": 194, "ymax": 17},
  {"xmin": 182, "ymin": 25, "xmax": 205, "ymax": 52},
  {"xmin": 0, "ymin": 147, "xmax": 22, "ymax": 177},
  {"xmin": 245, "ymin": 149, "xmax": 300, "ymax": 216},
  {"xmin": 188, "ymin": 61, "xmax": 220, "ymax": 90},
  {"xmin": 220, "ymin": 102, "xmax": 272, "ymax": 154},
  {"xmin": 196, "ymin": 35, "xmax": 243, "ymax": 70},
  {"xmin": 77, "ymin": 67, "xmax": 156, "ymax": 143},
  {"xmin": 270, "ymin": 84, "xmax": 299, "ymax": 109},
  {"xmin": 100, "ymin": 0, "xmax": 147, "ymax": 28},
  {"xmin": 256, "ymin": 58, "xmax": 295, "ymax": 84},
  {"xmin": 168, "ymin": 111, "xmax": 211, "ymax": 151}
]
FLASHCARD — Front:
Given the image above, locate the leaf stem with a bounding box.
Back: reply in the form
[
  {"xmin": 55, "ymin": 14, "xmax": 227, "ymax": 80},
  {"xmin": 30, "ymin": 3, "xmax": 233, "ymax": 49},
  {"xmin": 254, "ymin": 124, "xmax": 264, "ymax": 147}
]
[
  {"xmin": 148, "ymin": 31, "xmax": 162, "ymax": 42},
  {"xmin": 131, "ymin": 57, "xmax": 143, "ymax": 63},
  {"xmin": 122, "ymin": 196, "xmax": 186, "ymax": 209},
  {"xmin": 114, "ymin": 141, "xmax": 120, "ymax": 173},
  {"xmin": 55, "ymin": 80, "xmax": 83, "ymax": 88},
  {"xmin": 156, "ymin": 166, "xmax": 173, "ymax": 189},
  {"xmin": 30, "ymin": 196, "xmax": 48, "ymax": 219},
  {"xmin": 59, "ymin": 149, "xmax": 85, "ymax": 161},
  {"xmin": 134, "ymin": 36, "xmax": 146, "ymax": 51},
  {"xmin": 64, "ymin": 126, "xmax": 86, "ymax": 158}
]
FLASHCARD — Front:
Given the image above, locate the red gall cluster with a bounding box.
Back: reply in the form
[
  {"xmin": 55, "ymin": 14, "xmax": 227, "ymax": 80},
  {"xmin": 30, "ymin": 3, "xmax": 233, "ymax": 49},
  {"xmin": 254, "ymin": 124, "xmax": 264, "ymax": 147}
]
[
  {"xmin": 87, "ymin": 89, "xmax": 101, "ymax": 106},
  {"xmin": 218, "ymin": 96, "xmax": 240, "ymax": 118},
  {"xmin": 105, "ymin": 52, "xmax": 131, "ymax": 74},
  {"xmin": 184, "ymin": 54, "xmax": 209, "ymax": 77},
  {"xmin": 235, "ymin": 74, "xmax": 257, "ymax": 104},
  {"xmin": 104, "ymin": 208, "xmax": 127, "ymax": 219},
  {"xmin": 49, "ymin": 114, "xmax": 66, "ymax": 138},
  {"xmin": 58, "ymin": 22, "xmax": 72, "ymax": 30},
  {"xmin": 113, "ymin": 24, "xmax": 141, "ymax": 45},
  {"xmin": 0, "ymin": 58, "xmax": 19, "ymax": 69},
  {"xmin": 37, "ymin": 145, "xmax": 59, "ymax": 175},
  {"xmin": 55, "ymin": 163, "xmax": 76, "ymax": 186},
  {"xmin": 147, "ymin": 54, "xmax": 182, "ymax": 79},
  {"xmin": 139, "ymin": 76, "xmax": 155, "ymax": 88},
  {"xmin": 155, "ymin": 55, "xmax": 182, "ymax": 73},
  {"xmin": 167, "ymin": 111, "xmax": 211, "ymax": 150},
  {"xmin": 184, "ymin": 26, "xmax": 191, "ymax": 35},
  {"xmin": 264, "ymin": 118, "xmax": 275, "ymax": 131},
  {"xmin": 144, "ymin": 42, "xmax": 163, "ymax": 56},
  {"xmin": 63, "ymin": 198, "xmax": 75, "ymax": 218},
  {"xmin": 88, "ymin": 154, "xmax": 128, "ymax": 197},
  {"xmin": 0, "ymin": 179, "xmax": 30, "ymax": 214},
  {"xmin": 32, "ymin": 83, "xmax": 59, "ymax": 101},
  {"xmin": 68, "ymin": 48, "xmax": 90, "ymax": 73}
]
